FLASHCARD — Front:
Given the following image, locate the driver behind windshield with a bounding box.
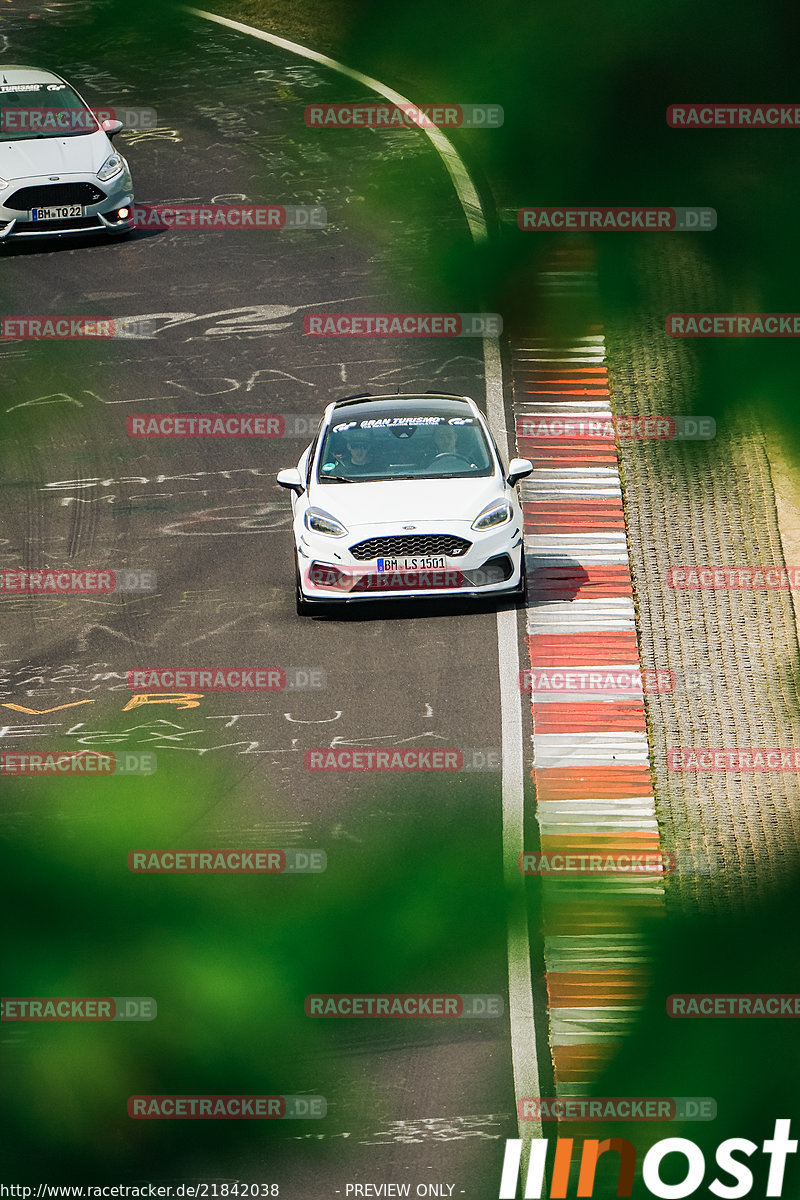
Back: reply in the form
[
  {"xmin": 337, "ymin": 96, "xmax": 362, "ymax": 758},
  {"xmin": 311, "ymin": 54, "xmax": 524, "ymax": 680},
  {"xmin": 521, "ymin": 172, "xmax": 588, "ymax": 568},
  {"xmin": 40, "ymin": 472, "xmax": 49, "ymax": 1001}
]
[
  {"xmin": 431, "ymin": 423, "xmax": 459, "ymax": 455},
  {"xmin": 332, "ymin": 430, "xmax": 379, "ymax": 475}
]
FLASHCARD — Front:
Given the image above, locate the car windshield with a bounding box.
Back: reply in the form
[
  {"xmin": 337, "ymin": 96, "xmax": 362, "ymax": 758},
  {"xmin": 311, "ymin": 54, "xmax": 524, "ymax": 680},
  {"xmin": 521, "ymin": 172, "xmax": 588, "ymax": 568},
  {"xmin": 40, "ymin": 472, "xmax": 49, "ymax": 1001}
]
[
  {"xmin": 317, "ymin": 398, "xmax": 496, "ymax": 483},
  {"xmin": 0, "ymin": 82, "xmax": 99, "ymax": 141}
]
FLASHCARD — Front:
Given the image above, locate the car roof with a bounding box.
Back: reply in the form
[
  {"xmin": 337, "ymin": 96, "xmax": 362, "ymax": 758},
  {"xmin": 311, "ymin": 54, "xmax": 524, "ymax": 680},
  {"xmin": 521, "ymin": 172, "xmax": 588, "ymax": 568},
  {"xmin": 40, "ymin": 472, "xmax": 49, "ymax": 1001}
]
[
  {"xmin": 332, "ymin": 392, "xmax": 474, "ymax": 409},
  {"xmin": 0, "ymin": 66, "xmax": 68, "ymax": 85},
  {"xmin": 322, "ymin": 394, "xmax": 485, "ymax": 435}
]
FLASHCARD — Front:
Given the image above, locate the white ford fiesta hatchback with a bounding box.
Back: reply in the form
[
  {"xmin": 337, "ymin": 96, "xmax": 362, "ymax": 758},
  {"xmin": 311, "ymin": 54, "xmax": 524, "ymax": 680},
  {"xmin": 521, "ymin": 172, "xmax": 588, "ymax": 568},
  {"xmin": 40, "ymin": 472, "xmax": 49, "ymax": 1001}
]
[
  {"xmin": 0, "ymin": 65, "xmax": 133, "ymax": 242},
  {"xmin": 277, "ymin": 392, "xmax": 533, "ymax": 614}
]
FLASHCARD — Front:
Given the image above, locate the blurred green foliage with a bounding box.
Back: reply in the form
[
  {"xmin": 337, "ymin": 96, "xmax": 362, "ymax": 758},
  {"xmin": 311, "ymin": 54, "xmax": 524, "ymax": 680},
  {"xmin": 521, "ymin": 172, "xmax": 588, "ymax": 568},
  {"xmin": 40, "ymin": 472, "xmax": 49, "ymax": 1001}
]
[{"xmin": 1, "ymin": 753, "xmax": 511, "ymax": 1179}]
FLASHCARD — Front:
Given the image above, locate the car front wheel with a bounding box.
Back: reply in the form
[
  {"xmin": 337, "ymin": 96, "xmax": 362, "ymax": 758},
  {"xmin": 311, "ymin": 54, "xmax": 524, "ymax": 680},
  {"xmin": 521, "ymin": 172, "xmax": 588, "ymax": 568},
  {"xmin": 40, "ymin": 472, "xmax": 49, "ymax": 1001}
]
[
  {"xmin": 295, "ymin": 558, "xmax": 313, "ymax": 615},
  {"xmin": 515, "ymin": 552, "xmax": 528, "ymax": 605}
]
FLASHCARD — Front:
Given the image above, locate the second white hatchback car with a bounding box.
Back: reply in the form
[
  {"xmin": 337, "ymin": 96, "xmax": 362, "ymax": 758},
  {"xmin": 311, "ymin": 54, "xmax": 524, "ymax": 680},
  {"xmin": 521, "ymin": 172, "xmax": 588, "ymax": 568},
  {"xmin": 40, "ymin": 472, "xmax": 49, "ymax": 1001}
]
[
  {"xmin": 277, "ymin": 393, "xmax": 533, "ymax": 614},
  {"xmin": 0, "ymin": 65, "xmax": 133, "ymax": 242}
]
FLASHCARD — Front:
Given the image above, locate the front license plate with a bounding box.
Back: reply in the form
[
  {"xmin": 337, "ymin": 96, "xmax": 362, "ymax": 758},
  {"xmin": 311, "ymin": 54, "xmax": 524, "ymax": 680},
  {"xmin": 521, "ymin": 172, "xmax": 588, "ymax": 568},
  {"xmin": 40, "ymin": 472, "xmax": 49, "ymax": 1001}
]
[
  {"xmin": 377, "ymin": 556, "xmax": 448, "ymax": 572},
  {"xmin": 32, "ymin": 205, "xmax": 84, "ymax": 221}
]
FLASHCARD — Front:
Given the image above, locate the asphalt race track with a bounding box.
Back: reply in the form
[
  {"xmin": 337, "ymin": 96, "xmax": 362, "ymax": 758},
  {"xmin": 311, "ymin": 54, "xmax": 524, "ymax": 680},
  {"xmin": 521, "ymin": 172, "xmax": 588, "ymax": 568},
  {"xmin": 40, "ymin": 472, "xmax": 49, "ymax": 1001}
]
[{"xmin": 0, "ymin": 4, "xmax": 545, "ymax": 1194}]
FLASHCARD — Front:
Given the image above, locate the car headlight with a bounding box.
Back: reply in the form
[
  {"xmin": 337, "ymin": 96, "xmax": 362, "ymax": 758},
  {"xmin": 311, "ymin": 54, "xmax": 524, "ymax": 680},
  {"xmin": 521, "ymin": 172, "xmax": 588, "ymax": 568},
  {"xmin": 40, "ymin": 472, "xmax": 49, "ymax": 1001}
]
[
  {"xmin": 471, "ymin": 498, "xmax": 512, "ymax": 531},
  {"xmin": 304, "ymin": 507, "xmax": 348, "ymax": 538},
  {"xmin": 96, "ymin": 152, "xmax": 124, "ymax": 182}
]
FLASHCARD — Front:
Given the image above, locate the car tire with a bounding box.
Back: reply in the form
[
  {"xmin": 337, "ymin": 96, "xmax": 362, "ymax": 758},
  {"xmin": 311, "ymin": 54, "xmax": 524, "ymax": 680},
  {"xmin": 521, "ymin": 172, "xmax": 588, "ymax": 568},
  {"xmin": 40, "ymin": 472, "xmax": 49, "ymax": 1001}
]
[
  {"xmin": 295, "ymin": 558, "xmax": 313, "ymax": 616},
  {"xmin": 515, "ymin": 552, "xmax": 528, "ymax": 605}
]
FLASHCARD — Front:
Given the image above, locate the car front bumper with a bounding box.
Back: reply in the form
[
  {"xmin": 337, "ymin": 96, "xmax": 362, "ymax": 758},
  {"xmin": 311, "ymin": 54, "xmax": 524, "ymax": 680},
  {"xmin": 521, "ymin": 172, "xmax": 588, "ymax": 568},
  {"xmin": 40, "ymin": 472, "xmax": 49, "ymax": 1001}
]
[
  {"xmin": 296, "ymin": 522, "xmax": 525, "ymax": 604},
  {"xmin": 0, "ymin": 168, "xmax": 134, "ymax": 241}
]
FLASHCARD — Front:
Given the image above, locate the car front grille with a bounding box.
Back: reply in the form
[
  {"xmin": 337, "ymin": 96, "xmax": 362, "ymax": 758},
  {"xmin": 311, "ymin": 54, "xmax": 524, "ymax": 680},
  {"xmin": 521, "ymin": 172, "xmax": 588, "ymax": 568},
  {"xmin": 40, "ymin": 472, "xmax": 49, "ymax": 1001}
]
[
  {"xmin": 6, "ymin": 182, "xmax": 107, "ymax": 211},
  {"xmin": 349, "ymin": 534, "xmax": 472, "ymax": 560}
]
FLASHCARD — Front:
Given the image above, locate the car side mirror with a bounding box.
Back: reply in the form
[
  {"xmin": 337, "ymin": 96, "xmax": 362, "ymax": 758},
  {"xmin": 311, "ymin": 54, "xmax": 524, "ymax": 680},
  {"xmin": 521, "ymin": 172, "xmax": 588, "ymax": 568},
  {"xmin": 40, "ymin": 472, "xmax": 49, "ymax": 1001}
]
[
  {"xmin": 101, "ymin": 118, "xmax": 124, "ymax": 139},
  {"xmin": 276, "ymin": 468, "xmax": 305, "ymax": 495},
  {"xmin": 506, "ymin": 457, "xmax": 533, "ymax": 486}
]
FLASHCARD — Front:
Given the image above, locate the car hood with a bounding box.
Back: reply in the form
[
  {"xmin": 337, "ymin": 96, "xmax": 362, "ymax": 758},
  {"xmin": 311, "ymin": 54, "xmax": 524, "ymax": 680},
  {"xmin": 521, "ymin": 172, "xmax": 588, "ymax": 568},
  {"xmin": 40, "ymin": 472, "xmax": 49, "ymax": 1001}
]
[
  {"xmin": 309, "ymin": 475, "xmax": 508, "ymax": 528},
  {"xmin": 0, "ymin": 129, "xmax": 110, "ymax": 181}
]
